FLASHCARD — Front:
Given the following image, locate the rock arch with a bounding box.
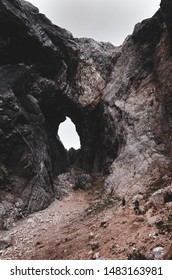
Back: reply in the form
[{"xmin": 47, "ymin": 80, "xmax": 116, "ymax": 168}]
[
  {"xmin": 37, "ymin": 82, "xmax": 119, "ymax": 174},
  {"xmin": 1, "ymin": 0, "xmax": 172, "ymax": 230}
]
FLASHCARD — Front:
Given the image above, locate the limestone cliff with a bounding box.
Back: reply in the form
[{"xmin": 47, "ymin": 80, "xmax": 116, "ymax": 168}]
[{"xmin": 0, "ymin": 0, "xmax": 172, "ymax": 229}]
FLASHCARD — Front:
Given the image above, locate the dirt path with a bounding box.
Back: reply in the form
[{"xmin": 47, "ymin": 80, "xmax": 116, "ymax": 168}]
[
  {"xmin": 0, "ymin": 186, "xmax": 92, "ymax": 259},
  {"xmin": 0, "ymin": 182, "xmax": 171, "ymax": 260}
]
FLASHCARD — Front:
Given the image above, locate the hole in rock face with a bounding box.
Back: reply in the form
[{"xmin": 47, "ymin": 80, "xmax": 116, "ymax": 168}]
[
  {"xmin": 58, "ymin": 117, "xmax": 81, "ymax": 150},
  {"xmin": 39, "ymin": 89, "xmax": 120, "ymax": 175}
]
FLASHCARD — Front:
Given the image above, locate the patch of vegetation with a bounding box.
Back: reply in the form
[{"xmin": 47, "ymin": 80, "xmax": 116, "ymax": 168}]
[
  {"xmin": 145, "ymin": 177, "xmax": 172, "ymax": 200},
  {"xmin": 127, "ymin": 250, "xmax": 148, "ymax": 260},
  {"xmin": 156, "ymin": 216, "xmax": 172, "ymax": 234},
  {"xmin": 83, "ymin": 197, "xmax": 120, "ymax": 217},
  {"xmin": 150, "ymin": 178, "xmax": 167, "ymax": 192}
]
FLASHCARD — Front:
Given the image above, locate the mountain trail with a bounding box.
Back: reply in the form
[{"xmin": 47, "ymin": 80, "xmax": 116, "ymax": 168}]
[{"xmin": 0, "ymin": 180, "xmax": 171, "ymax": 260}]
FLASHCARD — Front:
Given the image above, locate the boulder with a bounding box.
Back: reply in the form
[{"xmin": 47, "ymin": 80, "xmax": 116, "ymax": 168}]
[
  {"xmin": 150, "ymin": 190, "xmax": 165, "ymax": 209},
  {"xmin": 0, "ymin": 236, "xmax": 12, "ymax": 250},
  {"xmin": 152, "ymin": 247, "xmax": 164, "ymax": 259},
  {"xmin": 150, "ymin": 185, "xmax": 172, "ymax": 209}
]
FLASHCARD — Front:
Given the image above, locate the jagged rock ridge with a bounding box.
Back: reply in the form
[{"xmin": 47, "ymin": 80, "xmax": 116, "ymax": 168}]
[{"xmin": 0, "ymin": 0, "xmax": 172, "ymax": 229}]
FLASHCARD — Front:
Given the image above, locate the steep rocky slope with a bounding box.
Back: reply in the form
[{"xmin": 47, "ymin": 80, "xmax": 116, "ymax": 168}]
[
  {"xmin": 0, "ymin": 0, "xmax": 172, "ymax": 257},
  {"xmin": 1, "ymin": 178, "xmax": 172, "ymax": 260}
]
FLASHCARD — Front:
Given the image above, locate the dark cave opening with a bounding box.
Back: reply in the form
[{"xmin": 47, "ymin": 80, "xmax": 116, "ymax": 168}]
[
  {"xmin": 53, "ymin": 103, "xmax": 120, "ymax": 175},
  {"xmin": 36, "ymin": 83, "xmax": 120, "ymax": 175}
]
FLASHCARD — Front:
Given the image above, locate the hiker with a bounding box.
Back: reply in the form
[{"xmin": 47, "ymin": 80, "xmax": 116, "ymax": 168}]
[
  {"xmin": 122, "ymin": 196, "xmax": 126, "ymax": 207},
  {"xmin": 133, "ymin": 198, "xmax": 140, "ymax": 214}
]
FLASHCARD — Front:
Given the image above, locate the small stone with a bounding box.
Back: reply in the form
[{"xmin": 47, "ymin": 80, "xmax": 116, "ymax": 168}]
[
  {"xmin": 95, "ymin": 191, "xmax": 101, "ymax": 195},
  {"xmin": 0, "ymin": 236, "xmax": 12, "ymax": 250},
  {"xmin": 133, "ymin": 222, "xmax": 139, "ymax": 226},
  {"xmin": 155, "ymin": 219, "xmax": 164, "ymax": 228},
  {"xmin": 90, "ymin": 241, "xmax": 100, "ymax": 250},
  {"xmin": 129, "ymin": 241, "xmax": 136, "ymax": 246},
  {"xmin": 64, "ymin": 237, "xmax": 71, "ymax": 242},
  {"xmin": 100, "ymin": 221, "xmax": 108, "ymax": 228},
  {"xmin": 0, "ymin": 203, "xmax": 6, "ymax": 216},
  {"xmin": 9, "ymin": 230, "xmax": 17, "ymax": 235},
  {"xmin": 27, "ymin": 218, "xmax": 35, "ymax": 223},
  {"xmin": 168, "ymin": 210, "xmax": 172, "ymax": 220},
  {"xmin": 136, "ymin": 216, "xmax": 145, "ymax": 222},
  {"xmin": 152, "ymin": 247, "xmax": 164, "ymax": 258},
  {"xmin": 166, "ymin": 202, "xmax": 172, "ymax": 210},
  {"xmin": 89, "ymin": 232, "xmax": 94, "ymax": 239},
  {"xmin": 88, "ymin": 250, "xmax": 93, "ymax": 255},
  {"xmin": 147, "ymin": 215, "xmax": 161, "ymax": 226},
  {"xmin": 92, "ymin": 252, "xmax": 100, "ymax": 260}
]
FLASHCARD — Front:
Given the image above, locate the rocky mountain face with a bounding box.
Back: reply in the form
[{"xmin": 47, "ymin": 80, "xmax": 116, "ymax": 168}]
[{"xmin": 0, "ymin": 0, "xmax": 172, "ymax": 229}]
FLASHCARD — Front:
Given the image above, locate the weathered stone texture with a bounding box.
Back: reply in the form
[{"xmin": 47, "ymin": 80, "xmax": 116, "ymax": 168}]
[{"xmin": 1, "ymin": 0, "xmax": 172, "ymax": 228}]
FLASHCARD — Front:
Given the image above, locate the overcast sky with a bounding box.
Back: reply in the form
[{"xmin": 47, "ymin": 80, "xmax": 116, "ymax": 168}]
[
  {"xmin": 58, "ymin": 117, "xmax": 80, "ymax": 150},
  {"xmin": 29, "ymin": 0, "xmax": 160, "ymax": 149},
  {"xmin": 30, "ymin": 0, "xmax": 160, "ymax": 46}
]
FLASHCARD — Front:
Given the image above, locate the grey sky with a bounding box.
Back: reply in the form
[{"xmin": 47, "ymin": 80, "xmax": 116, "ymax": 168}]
[
  {"xmin": 30, "ymin": 0, "xmax": 160, "ymax": 46},
  {"xmin": 29, "ymin": 0, "xmax": 160, "ymax": 149},
  {"xmin": 58, "ymin": 118, "xmax": 80, "ymax": 150}
]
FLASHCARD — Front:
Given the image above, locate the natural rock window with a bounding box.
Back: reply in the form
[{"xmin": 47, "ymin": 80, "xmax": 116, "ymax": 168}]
[{"xmin": 58, "ymin": 117, "xmax": 81, "ymax": 150}]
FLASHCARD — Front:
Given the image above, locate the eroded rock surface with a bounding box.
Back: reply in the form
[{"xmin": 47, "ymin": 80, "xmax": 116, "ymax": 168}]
[{"xmin": 0, "ymin": 0, "xmax": 172, "ymax": 228}]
